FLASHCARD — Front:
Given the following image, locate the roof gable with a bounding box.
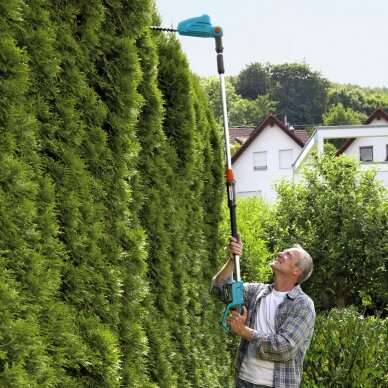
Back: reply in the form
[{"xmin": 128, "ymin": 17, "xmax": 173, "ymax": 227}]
[
  {"xmin": 363, "ymin": 107, "xmax": 388, "ymax": 124},
  {"xmin": 231, "ymin": 114, "xmax": 305, "ymax": 163},
  {"xmin": 337, "ymin": 108, "xmax": 388, "ymax": 154}
]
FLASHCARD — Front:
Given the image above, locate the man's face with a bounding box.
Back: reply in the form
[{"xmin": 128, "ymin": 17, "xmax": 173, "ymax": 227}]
[{"xmin": 270, "ymin": 248, "xmax": 302, "ymax": 277}]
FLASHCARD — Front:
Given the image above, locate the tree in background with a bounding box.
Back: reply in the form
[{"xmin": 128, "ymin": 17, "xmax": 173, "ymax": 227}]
[
  {"xmin": 269, "ymin": 62, "xmax": 329, "ymax": 125},
  {"xmin": 322, "ymin": 103, "xmax": 367, "ymax": 126},
  {"xmin": 202, "ymin": 61, "xmax": 330, "ymax": 127},
  {"xmin": 235, "ymin": 62, "xmax": 271, "ymax": 100},
  {"xmin": 266, "ymin": 152, "xmax": 387, "ymax": 313},
  {"xmin": 200, "ymin": 76, "xmax": 276, "ymax": 127},
  {"xmin": 243, "ymin": 95, "xmax": 278, "ymax": 127},
  {"xmin": 202, "ymin": 61, "xmax": 388, "ymax": 130},
  {"xmin": 328, "ymin": 84, "xmax": 388, "ymax": 115},
  {"xmin": 322, "ymin": 103, "xmax": 367, "ymax": 148},
  {"xmin": 201, "ymin": 76, "xmax": 237, "ymax": 123}
]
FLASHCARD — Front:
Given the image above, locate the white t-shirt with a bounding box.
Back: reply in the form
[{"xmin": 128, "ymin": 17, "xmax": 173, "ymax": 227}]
[{"xmin": 239, "ymin": 289, "xmax": 288, "ymax": 387}]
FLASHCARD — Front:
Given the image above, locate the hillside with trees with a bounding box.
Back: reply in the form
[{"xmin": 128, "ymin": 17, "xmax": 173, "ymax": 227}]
[{"xmin": 201, "ymin": 61, "xmax": 388, "ymax": 129}]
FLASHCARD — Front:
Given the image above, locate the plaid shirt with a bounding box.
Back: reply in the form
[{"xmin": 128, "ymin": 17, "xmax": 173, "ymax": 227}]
[{"xmin": 212, "ymin": 280, "xmax": 315, "ymax": 387}]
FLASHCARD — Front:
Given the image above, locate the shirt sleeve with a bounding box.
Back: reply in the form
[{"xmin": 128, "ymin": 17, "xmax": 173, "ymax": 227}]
[
  {"xmin": 250, "ymin": 298, "xmax": 315, "ymax": 362},
  {"xmin": 209, "ymin": 275, "xmax": 234, "ymax": 301}
]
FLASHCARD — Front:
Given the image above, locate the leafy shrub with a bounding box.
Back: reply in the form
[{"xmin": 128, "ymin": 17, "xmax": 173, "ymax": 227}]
[
  {"xmin": 266, "ymin": 153, "xmax": 387, "ymax": 313},
  {"xmin": 302, "ymin": 307, "xmax": 387, "ymax": 387},
  {"xmin": 220, "ymin": 197, "xmax": 272, "ymax": 283}
]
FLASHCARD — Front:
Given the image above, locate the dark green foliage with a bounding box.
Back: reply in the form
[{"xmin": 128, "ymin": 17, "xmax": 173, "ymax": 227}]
[
  {"xmin": 1, "ymin": 0, "xmax": 234, "ymax": 386},
  {"xmin": 235, "ymin": 62, "xmax": 271, "ymax": 100},
  {"xmin": 135, "ymin": 31, "xmax": 182, "ymax": 387},
  {"xmin": 0, "ymin": 2, "xmax": 61, "ymax": 384},
  {"xmin": 269, "ymin": 63, "xmax": 329, "ymax": 125},
  {"xmin": 139, "ymin": 31, "xmax": 231, "ymax": 387},
  {"xmin": 303, "ymin": 308, "xmax": 387, "ymax": 387}
]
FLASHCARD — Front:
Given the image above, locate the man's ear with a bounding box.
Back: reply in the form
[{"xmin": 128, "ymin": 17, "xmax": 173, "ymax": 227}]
[{"xmin": 293, "ymin": 267, "xmax": 303, "ymax": 278}]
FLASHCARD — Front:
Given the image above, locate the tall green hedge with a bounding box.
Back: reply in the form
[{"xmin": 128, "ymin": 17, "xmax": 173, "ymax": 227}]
[{"xmin": 0, "ymin": 1, "xmax": 233, "ymax": 386}]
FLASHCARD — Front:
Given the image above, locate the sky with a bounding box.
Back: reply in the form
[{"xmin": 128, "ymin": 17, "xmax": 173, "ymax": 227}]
[{"xmin": 154, "ymin": 0, "xmax": 388, "ymax": 88}]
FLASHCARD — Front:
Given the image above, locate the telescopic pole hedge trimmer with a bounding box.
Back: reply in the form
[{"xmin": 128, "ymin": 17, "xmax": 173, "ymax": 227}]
[{"xmin": 151, "ymin": 14, "xmax": 243, "ymax": 333}]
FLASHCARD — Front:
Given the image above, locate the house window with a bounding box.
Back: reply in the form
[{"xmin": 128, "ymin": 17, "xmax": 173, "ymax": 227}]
[
  {"xmin": 386, "ymin": 145, "xmax": 388, "ymax": 161},
  {"xmin": 279, "ymin": 149, "xmax": 293, "ymax": 169},
  {"xmin": 253, "ymin": 151, "xmax": 267, "ymax": 170},
  {"xmin": 359, "ymin": 146, "xmax": 373, "ymax": 162}
]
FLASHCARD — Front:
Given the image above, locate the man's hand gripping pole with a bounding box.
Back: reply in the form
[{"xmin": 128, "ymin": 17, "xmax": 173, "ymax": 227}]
[{"xmin": 219, "ymin": 168, "xmax": 244, "ymax": 333}]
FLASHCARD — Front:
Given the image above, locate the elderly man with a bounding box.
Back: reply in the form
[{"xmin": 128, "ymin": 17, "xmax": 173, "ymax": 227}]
[{"xmin": 211, "ymin": 235, "xmax": 315, "ymax": 388}]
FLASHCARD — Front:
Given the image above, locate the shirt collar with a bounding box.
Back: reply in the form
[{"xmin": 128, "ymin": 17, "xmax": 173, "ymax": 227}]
[
  {"xmin": 268, "ymin": 283, "xmax": 302, "ymax": 299},
  {"xmin": 288, "ymin": 284, "xmax": 302, "ymax": 299}
]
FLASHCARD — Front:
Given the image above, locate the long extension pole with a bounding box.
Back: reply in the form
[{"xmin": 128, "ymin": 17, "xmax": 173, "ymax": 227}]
[{"xmin": 215, "ymin": 36, "xmax": 241, "ymax": 282}]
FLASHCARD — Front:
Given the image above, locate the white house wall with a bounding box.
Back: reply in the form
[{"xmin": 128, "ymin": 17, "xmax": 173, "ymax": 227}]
[
  {"xmin": 354, "ymin": 116, "xmax": 388, "ymax": 186},
  {"xmin": 233, "ymin": 124, "xmax": 302, "ymax": 202},
  {"xmin": 340, "ymin": 136, "xmax": 388, "ymax": 186}
]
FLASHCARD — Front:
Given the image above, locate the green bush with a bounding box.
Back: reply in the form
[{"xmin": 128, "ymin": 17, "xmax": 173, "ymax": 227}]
[
  {"xmin": 302, "ymin": 307, "xmax": 387, "ymax": 387},
  {"xmin": 219, "ymin": 196, "xmax": 272, "ymax": 283},
  {"xmin": 267, "ymin": 153, "xmax": 387, "ymax": 312}
]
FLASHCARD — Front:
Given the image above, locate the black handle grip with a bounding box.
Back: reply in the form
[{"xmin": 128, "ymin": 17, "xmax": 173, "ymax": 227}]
[
  {"xmin": 215, "ymin": 37, "xmax": 225, "ymax": 74},
  {"xmin": 226, "ymin": 180, "xmax": 237, "ymax": 238}
]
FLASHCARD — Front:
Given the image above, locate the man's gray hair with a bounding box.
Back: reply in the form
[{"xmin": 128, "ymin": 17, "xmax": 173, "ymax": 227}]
[{"xmin": 293, "ymin": 244, "xmax": 313, "ymax": 284}]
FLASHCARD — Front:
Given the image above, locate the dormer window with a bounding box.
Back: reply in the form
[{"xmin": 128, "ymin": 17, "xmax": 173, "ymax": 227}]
[
  {"xmin": 253, "ymin": 151, "xmax": 267, "ymax": 170},
  {"xmin": 359, "ymin": 146, "xmax": 373, "ymax": 162}
]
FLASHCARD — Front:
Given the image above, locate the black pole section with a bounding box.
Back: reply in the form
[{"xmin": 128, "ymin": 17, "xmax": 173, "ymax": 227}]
[
  {"xmin": 215, "ymin": 37, "xmax": 225, "ymax": 75},
  {"xmin": 226, "ymin": 175, "xmax": 238, "ymax": 238}
]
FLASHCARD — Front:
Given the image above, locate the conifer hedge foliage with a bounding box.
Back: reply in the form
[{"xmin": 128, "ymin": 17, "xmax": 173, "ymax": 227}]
[{"xmin": 0, "ymin": 1, "xmax": 233, "ymax": 386}]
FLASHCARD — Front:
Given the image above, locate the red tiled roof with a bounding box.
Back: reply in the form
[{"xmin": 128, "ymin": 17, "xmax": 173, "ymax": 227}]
[
  {"xmin": 229, "ymin": 127, "xmax": 255, "ymax": 144},
  {"xmin": 292, "ymin": 129, "xmax": 309, "ymax": 144},
  {"xmin": 229, "ymin": 126, "xmax": 309, "ymax": 145}
]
